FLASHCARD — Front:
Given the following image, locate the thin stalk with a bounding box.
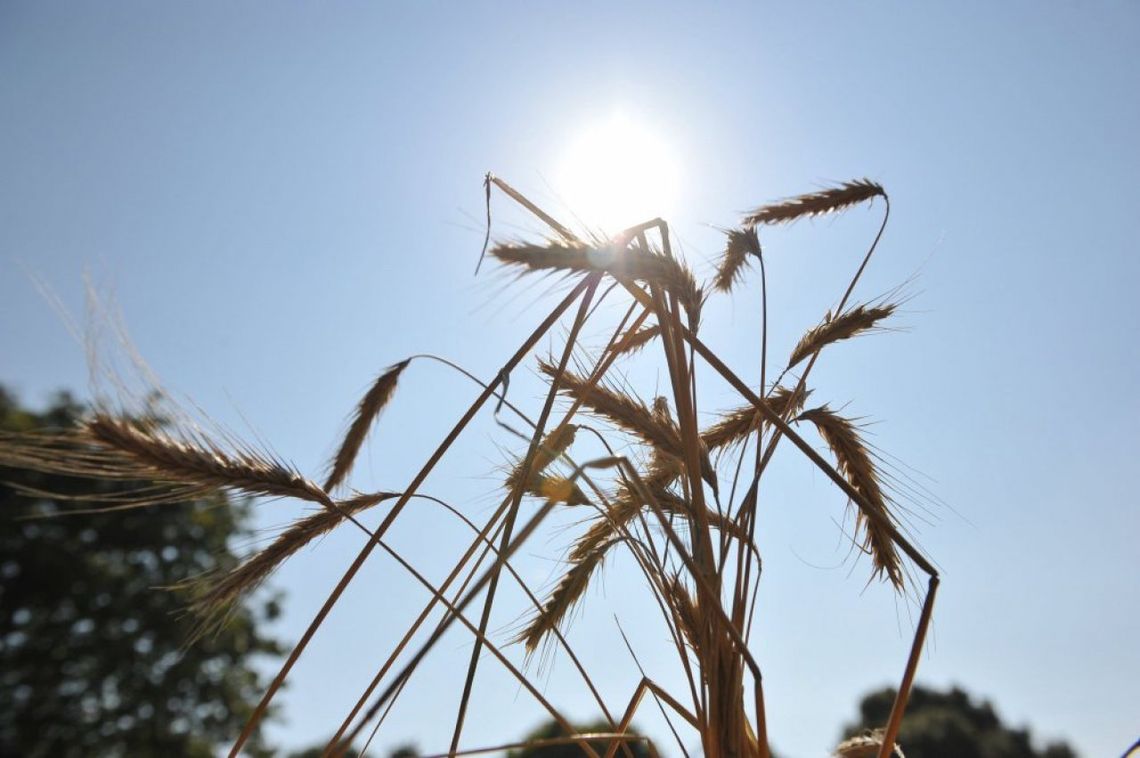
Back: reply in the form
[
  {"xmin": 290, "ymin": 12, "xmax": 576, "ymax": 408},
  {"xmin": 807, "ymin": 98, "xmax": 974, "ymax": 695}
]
[
  {"xmin": 448, "ymin": 274, "xmax": 601, "ymax": 755},
  {"xmin": 230, "ymin": 279, "xmax": 592, "ymax": 757}
]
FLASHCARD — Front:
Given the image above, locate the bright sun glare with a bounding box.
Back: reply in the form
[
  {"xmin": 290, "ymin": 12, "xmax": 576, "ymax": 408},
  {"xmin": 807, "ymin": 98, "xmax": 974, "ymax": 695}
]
[{"xmin": 555, "ymin": 113, "xmax": 680, "ymax": 235}]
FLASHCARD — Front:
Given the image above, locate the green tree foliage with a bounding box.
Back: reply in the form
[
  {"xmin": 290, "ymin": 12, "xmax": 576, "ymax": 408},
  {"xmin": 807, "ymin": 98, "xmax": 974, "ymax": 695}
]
[
  {"xmin": 286, "ymin": 738, "xmax": 420, "ymax": 756},
  {"xmin": 841, "ymin": 685, "xmax": 1077, "ymax": 758},
  {"xmin": 506, "ymin": 719, "xmax": 651, "ymax": 758},
  {"xmin": 0, "ymin": 388, "xmax": 285, "ymax": 757},
  {"xmin": 286, "ymin": 742, "xmax": 361, "ymax": 757}
]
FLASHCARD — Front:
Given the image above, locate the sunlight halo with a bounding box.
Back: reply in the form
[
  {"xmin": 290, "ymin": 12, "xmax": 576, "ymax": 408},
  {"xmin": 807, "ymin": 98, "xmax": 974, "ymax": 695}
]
[{"xmin": 554, "ymin": 113, "xmax": 681, "ymax": 236}]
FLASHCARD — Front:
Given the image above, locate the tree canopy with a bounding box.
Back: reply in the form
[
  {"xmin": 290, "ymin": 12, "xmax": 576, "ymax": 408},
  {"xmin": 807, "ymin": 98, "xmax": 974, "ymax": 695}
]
[
  {"xmin": 505, "ymin": 719, "xmax": 652, "ymax": 758},
  {"xmin": 0, "ymin": 387, "xmax": 284, "ymax": 757},
  {"xmin": 841, "ymin": 684, "xmax": 1077, "ymax": 758}
]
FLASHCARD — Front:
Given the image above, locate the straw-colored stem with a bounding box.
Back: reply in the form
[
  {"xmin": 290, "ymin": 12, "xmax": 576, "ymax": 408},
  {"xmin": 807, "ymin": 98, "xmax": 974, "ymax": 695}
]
[
  {"xmin": 878, "ymin": 575, "xmax": 939, "ymax": 758},
  {"xmin": 448, "ymin": 274, "xmax": 601, "ymax": 755},
  {"xmin": 230, "ymin": 278, "xmax": 594, "ymax": 757}
]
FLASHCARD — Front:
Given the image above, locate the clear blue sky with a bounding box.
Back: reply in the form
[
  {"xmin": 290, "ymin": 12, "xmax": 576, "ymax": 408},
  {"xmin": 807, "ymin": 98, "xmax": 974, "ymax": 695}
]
[{"xmin": 2, "ymin": 3, "xmax": 1138, "ymax": 756}]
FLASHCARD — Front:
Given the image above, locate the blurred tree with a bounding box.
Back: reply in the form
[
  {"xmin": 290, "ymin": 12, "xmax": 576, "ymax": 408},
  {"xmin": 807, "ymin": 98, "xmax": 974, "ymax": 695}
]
[
  {"xmin": 0, "ymin": 387, "xmax": 285, "ymax": 757},
  {"xmin": 285, "ymin": 741, "xmax": 361, "ymax": 757},
  {"xmin": 507, "ymin": 718, "xmax": 651, "ymax": 758},
  {"xmin": 285, "ymin": 739, "xmax": 416, "ymax": 757},
  {"xmin": 841, "ymin": 684, "xmax": 1077, "ymax": 758}
]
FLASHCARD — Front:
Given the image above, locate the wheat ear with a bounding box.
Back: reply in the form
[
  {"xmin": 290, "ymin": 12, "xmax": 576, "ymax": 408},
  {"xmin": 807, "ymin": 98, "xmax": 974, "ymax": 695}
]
[
  {"xmin": 86, "ymin": 415, "xmax": 332, "ymax": 508},
  {"xmin": 713, "ymin": 227, "xmax": 761, "ymax": 293},
  {"xmin": 187, "ymin": 491, "xmax": 399, "ymax": 637},
  {"xmin": 492, "ymin": 241, "xmax": 703, "ymax": 327},
  {"xmin": 787, "ymin": 303, "xmax": 896, "ymax": 369},
  {"xmin": 611, "ymin": 324, "xmax": 661, "ymax": 357},
  {"xmin": 833, "ymin": 729, "xmax": 905, "ymax": 758},
  {"xmin": 744, "ymin": 179, "xmax": 885, "ymax": 226},
  {"xmin": 538, "ymin": 360, "xmax": 683, "ymax": 458},
  {"xmin": 797, "ymin": 406, "xmax": 902, "ymax": 587},
  {"xmin": 701, "ymin": 385, "xmax": 811, "ymax": 452},
  {"xmin": 325, "ymin": 359, "xmax": 410, "ymax": 491},
  {"xmin": 516, "ymin": 537, "xmax": 616, "ymax": 654}
]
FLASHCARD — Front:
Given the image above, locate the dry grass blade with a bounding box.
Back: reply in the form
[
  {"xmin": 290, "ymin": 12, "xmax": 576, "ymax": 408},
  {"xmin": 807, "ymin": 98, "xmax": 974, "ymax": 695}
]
[
  {"xmin": 701, "ymin": 386, "xmax": 811, "ymax": 452},
  {"xmin": 492, "ymin": 241, "xmax": 703, "ymax": 327},
  {"xmin": 796, "ymin": 406, "xmax": 902, "ymax": 587},
  {"xmin": 713, "ymin": 227, "xmax": 761, "ymax": 293},
  {"xmin": 787, "ymin": 303, "xmax": 896, "ymax": 370},
  {"xmin": 186, "ymin": 491, "xmax": 400, "ymax": 637},
  {"xmin": 833, "ymin": 730, "xmax": 905, "ymax": 758},
  {"xmin": 325, "ymin": 359, "xmax": 411, "ymax": 491},
  {"xmin": 744, "ymin": 179, "xmax": 885, "ymax": 226},
  {"xmin": 86, "ymin": 415, "xmax": 333, "ymax": 508}
]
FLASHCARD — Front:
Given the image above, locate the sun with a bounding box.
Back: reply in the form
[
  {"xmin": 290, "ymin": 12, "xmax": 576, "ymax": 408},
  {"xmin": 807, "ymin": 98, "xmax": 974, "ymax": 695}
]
[{"xmin": 554, "ymin": 113, "xmax": 681, "ymax": 236}]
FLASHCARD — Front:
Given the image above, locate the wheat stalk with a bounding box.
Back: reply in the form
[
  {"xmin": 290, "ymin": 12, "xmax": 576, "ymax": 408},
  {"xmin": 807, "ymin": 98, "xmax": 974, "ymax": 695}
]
[{"xmin": 3, "ymin": 173, "xmax": 938, "ymax": 758}]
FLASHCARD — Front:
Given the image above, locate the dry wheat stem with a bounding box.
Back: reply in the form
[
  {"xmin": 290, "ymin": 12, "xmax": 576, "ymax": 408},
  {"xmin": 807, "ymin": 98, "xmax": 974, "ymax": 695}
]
[
  {"xmin": 231, "ymin": 278, "xmax": 596, "ymax": 757},
  {"xmin": 363, "ymin": 524, "xmax": 602, "ymax": 758},
  {"xmin": 405, "ymin": 492, "xmax": 627, "ymax": 751},
  {"xmin": 332, "ymin": 495, "xmax": 517, "ymax": 750},
  {"xmin": 414, "ymin": 733, "xmax": 655, "ymax": 758},
  {"xmin": 341, "ymin": 490, "xmax": 595, "ymax": 753},
  {"xmin": 341, "ymin": 282, "xmax": 662, "ymax": 754},
  {"xmin": 449, "ymin": 274, "xmax": 602, "ymax": 756},
  {"xmin": 4, "ymin": 172, "xmax": 944, "ymax": 758}
]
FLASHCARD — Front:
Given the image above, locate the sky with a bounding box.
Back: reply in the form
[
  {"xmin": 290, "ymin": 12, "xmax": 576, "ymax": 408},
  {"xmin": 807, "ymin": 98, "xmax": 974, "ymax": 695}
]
[{"xmin": 2, "ymin": 2, "xmax": 1139, "ymax": 757}]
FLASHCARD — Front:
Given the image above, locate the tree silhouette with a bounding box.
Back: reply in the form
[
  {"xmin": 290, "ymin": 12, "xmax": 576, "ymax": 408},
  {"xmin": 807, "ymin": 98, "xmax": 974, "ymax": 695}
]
[
  {"xmin": 0, "ymin": 387, "xmax": 284, "ymax": 757},
  {"xmin": 841, "ymin": 684, "xmax": 1077, "ymax": 758},
  {"xmin": 506, "ymin": 719, "xmax": 651, "ymax": 758}
]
